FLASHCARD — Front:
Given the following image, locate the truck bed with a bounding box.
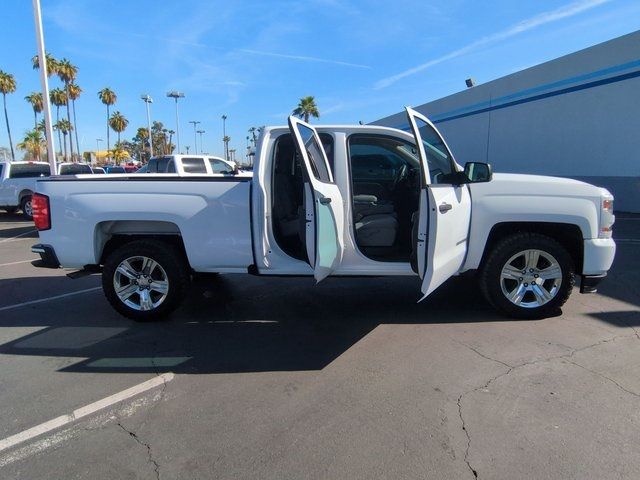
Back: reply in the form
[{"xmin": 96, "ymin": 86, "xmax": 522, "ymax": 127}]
[{"xmin": 36, "ymin": 175, "xmax": 254, "ymax": 272}]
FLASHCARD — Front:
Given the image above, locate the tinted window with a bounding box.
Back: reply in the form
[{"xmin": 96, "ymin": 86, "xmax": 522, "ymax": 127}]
[
  {"xmin": 166, "ymin": 161, "xmax": 176, "ymax": 173},
  {"xmin": 106, "ymin": 166, "xmax": 125, "ymax": 174},
  {"xmin": 0, "ymin": 164, "xmax": 3, "ymax": 177},
  {"xmin": 148, "ymin": 157, "xmax": 170, "ymax": 173},
  {"xmin": 59, "ymin": 164, "xmax": 92, "ymax": 175},
  {"xmin": 9, "ymin": 163, "xmax": 50, "ymax": 178},
  {"xmin": 181, "ymin": 157, "xmax": 206, "ymax": 173},
  {"xmin": 319, "ymin": 133, "xmax": 334, "ymax": 174},
  {"xmin": 147, "ymin": 158, "xmax": 157, "ymax": 172},
  {"xmin": 414, "ymin": 119, "xmax": 456, "ymax": 184},
  {"xmin": 294, "ymin": 124, "xmax": 332, "ymax": 183},
  {"xmin": 209, "ymin": 159, "xmax": 232, "ymax": 174}
]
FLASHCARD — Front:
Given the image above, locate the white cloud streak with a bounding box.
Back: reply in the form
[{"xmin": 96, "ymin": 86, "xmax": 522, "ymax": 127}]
[
  {"xmin": 237, "ymin": 49, "xmax": 372, "ymax": 69},
  {"xmin": 374, "ymin": 0, "xmax": 611, "ymax": 89}
]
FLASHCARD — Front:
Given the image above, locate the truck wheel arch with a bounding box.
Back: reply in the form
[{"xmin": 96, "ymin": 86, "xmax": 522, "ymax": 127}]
[
  {"xmin": 96, "ymin": 221, "xmax": 190, "ymax": 270},
  {"xmin": 479, "ymin": 222, "xmax": 584, "ymax": 275},
  {"xmin": 18, "ymin": 189, "xmax": 34, "ymax": 202}
]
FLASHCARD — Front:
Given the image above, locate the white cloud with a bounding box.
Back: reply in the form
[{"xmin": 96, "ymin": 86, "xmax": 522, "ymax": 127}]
[
  {"xmin": 237, "ymin": 49, "xmax": 372, "ymax": 69},
  {"xmin": 374, "ymin": 0, "xmax": 611, "ymax": 89}
]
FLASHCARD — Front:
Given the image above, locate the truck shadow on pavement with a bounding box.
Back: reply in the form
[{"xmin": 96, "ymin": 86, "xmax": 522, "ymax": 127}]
[
  {"xmin": 0, "ymin": 272, "xmax": 637, "ymax": 375},
  {"xmin": 0, "ymin": 274, "xmax": 504, "ymax": 374}
]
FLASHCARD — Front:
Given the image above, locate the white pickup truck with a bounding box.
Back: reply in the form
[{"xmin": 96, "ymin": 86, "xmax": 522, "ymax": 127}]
[
  {"xmin": 145, "ymin": 155, "xmax": 241, "ymax": 175},
  {"xmin": 0, "ymin": 161, "xmax": 51, "ymax": 218},
  {"xmin": 31, "ymin": 108, "xmax": 616, "ymax": 321}
]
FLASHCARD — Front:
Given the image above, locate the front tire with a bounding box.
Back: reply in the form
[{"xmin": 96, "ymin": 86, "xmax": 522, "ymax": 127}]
[
  {"xmin": 102, "ymin": 240, "xmax": 190, "ymax": 321},
  {"xmin": 479, "ymin": 233, "xmax": 575, "ymax": 319},
  {"xmin": 20, "ymin": 196, "xmax": 33, "ymax": 220}
]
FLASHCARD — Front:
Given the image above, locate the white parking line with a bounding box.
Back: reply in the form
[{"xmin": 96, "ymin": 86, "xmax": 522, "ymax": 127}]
[
  {"xmin": 0, "ymin": 287, "xmax": 101, "ymax": 312},
  {"xmin": 0, "ymin": 372, "xmax": 174, "ymax": 454},
  {"xmin": 0, "ymin": 230, "xmax": 37, "ymax": 243},
  {"xmin": 0, "ymin": 259, "xmax": 37, "ymax": 267}
]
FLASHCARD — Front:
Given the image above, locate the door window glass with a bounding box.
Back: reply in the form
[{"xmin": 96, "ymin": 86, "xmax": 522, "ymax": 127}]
[
  {"xmin": 166, "ymin": 161, "xmax": 176, "ymax": 173},
  {"xmin": 295, "ymin": 124, "xmax": 333, "ymax": 183},
  {"xmin": 209, "ymin": 159, "xmax": 233, "ymax": 174},
  {"xmin": 181, "ymin": 157, "xmax": 206, "ymax": 173},
  {"xmin": 414, "ymin": 119, "xmax": 456, "ymax": 184}
]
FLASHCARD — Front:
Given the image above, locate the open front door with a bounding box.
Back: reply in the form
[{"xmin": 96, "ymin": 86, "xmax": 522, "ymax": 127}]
[
  {"xmin": 288, "ymin": 116, "xmax": 345, "ymax": 282},
  {"xmin": 405, "ymin": 107, "xmax": 472, "ymax": 300}
]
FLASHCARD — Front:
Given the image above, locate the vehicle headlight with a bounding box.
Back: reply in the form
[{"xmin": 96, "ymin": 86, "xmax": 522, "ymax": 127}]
[{"xmin": 599, "ymin": 194, "xmax": 614, "ymax": 238}]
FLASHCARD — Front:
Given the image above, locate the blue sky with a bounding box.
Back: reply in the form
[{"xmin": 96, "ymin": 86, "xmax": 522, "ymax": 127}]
[{"xmin": 1, "ymin": 0, "xmax": 639, "ymax": 158}]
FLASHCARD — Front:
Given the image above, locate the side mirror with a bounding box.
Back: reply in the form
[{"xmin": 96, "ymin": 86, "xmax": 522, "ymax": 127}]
[{"xmin": 464, "ymin": 162, "xmax": 492, "ymax": 183}]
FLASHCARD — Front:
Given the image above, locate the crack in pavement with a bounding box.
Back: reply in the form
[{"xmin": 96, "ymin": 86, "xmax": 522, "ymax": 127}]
[
  {"xmin": 454, "ymin": 330, "xmax": 640, "ymax": 479},
  {"xmin": 117, "ymin": 422, "xmax": 160, "ymax": 480},
  {"xmin": 565, "ymin": 359, "xmax": 640, "ymax": 399}
]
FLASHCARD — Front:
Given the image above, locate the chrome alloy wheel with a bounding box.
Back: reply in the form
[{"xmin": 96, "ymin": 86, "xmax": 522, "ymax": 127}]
[
  {"xmin": 24, "ymin": 200, "xmax": 33, "ymax": 217},
  {"xmin": 500, "ymin": 249, "xmax": 562, "ymax": 309},
  {"xmin": 113, "ymin": 256, "xmax": 169, "ymax": 311}
]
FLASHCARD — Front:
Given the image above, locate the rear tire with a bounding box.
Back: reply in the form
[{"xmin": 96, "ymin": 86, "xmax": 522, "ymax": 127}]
[
  {"xmin": 479, "ymin": 233, "xmax": 575, "ymax": 319},
  {"xmin": 102, "ymin": 240, "xmax": 190, "ymax": 321},
  {"xmin": 20, "ymin": 196, "xmax": 33, "ymax": 220}
]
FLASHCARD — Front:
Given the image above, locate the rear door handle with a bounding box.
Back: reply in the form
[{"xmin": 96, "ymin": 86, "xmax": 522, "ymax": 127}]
[
  {"xmin": 439, "ymin": 202, "xmax": 452, "ymax": 213},
  {"xmin": 319, "ymin": 197, "xmax": 332, "ymax": 205}
]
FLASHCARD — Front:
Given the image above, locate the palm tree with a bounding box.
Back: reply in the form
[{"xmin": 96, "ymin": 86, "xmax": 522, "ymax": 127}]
[
  {"xmin": 109, "ymin": 111, "xmax": 128, "ymax": 163},
  {"xmin": 32, "ymin": 52, "xmax": 58, "ymax": 77},
  {"xmin": 98, "ymin": 87, "xmax": 117, "ymax": 159},
  {"xmin": 167, "ymin": 130, "xmax": 175, "ymax": 154},
  {"xmin": 25, "ymin": 92, "xmax": 44, "ymax": 129},
  {"xmin": 293, "ymin": 96, "xmax": 320, "ymax": 123},
  {"xmin": 55, "ymin": 119, "xmax": 72, "ymax": 161},
  {"xmin": 56, "ymin": 58, "xmax": 78, "ymax": 160},
  {"xmin": 17, "ymin": 129, "xmax": 46, "ymax": 161},
  {"xmin": 50, "ymin": 88, "xmax": 67, "ymax": 159},
  {"xmin": 0, "ymin": 70, "xmax": 17, "ymax": 160},
  {"xmin": 68, "ymin": 83, "xmax": 82, "ymax": 157}
]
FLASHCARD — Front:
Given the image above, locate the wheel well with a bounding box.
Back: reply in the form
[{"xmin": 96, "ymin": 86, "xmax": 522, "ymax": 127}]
[
  {"xmin": 19, "ymin": 190, "xmax": 33, "ymax": 202},
  {"xmin": 481, "ymin": 222, "xmax": 584, "ymax": 274},
  {"xmin": 100, "ymin": 234, "xmax": 190, "ymax": 267}
]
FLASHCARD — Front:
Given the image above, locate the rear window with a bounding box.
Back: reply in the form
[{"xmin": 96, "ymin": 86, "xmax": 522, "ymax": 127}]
[
  {"xmin": 106, "ymin": 166, "xmax": 126, "ymax": 174},
  {"xmin": 181, "ymin": 157, "xmax": 207, "ymax": 173},
  {"xmin": 59, "ymin": 164, "xmax": 93, "ymax": 175},
  {"xmin": 9, "ymin": 163, "xmax": 50, "ymax": 178},
  {"xmin": 209, "ymin": 159, "xmax": 233, "ymax": 174}
]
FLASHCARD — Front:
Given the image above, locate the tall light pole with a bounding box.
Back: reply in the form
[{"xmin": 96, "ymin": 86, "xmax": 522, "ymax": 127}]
[
  {"xmin": 166, "ymin": 91, "xmax": 185, "ymax": 153},
  {"xmin": 221, "ymin": 114, "xmax": 228, "ymax": 161},
  {"xmin": 31, "ymin": 0, "xmax": 56, "ymax": 175},
  {"xmin": 141, "ymin": 94, "xmax": 153, "ymax": 158},
  {"xmin": 197, "ymin": 130, "xmax": 205, "ymax": 154},
  {"xmin": 189, "ymin": 120, "xmax": 200, "ymax": 154}
]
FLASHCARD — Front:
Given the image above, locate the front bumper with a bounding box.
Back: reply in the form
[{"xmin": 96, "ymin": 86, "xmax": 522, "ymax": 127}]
[
  {"xmin": 582, "ymin": 238, "xmax": 616, "ymax": 276},
  {"xmin": 31, "ymin": 244, "xmax": 60, "ymax": 269}
]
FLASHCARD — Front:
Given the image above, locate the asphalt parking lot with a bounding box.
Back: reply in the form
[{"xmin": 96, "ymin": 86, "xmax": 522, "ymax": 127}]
[{"xmin": 0, "ymin": 214, "xmax": 638, "ymax": 480}]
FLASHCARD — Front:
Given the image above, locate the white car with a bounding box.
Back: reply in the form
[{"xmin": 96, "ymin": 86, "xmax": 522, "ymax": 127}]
[
  {"xmin": 0, "ymin": 161, "xmax": 51, "ymax": 219},
  {"xmin": 145, "ymin": 155, "xmax": 245, "ymax": 176},
  {"xmin": 57, "ymin": 163, "xmax": 93, "ymax": 175},
  {"xmin": 31, "ymin": 108, "xmax": 615, "ymax": 321}
]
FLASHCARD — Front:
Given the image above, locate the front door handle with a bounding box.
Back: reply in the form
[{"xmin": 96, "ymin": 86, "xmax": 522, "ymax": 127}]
[
  {"xmin": 439, "ymin": 202, "xmax": 452, "ymax": 213},
  {"xmin": 319, "ymin": 197, "xmax": 332, "ymax": 205}
]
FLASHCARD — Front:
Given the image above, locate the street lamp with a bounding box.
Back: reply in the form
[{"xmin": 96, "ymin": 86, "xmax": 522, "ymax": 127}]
[
  {"xmin": 141, "ymin": 94, "xmax": 153, "ymax": 157},
  {"xmin": 221, "ymin": 114, "xmax": 228, "ymax": 161},
  {"xmin": 197, "ymin": 130, "xmax": 205, "ymax": 154},
  {"xmin": 166, "ymin": 91, "xmax": 185, "ymax": 153},
  {"xmin": 189, "ymin": 120, "xmax": 200, "ymax": 154},
  {"xmin": 185, "ymin": 145, "xmax": 190, "ymax": 154},
  {"xmin": 32, "ymin": 0, "xmax": 57, "ymax": 174}
]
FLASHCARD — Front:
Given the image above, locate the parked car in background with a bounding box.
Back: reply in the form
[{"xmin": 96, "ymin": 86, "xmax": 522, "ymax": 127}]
[
  {"xmin": 0, "ymin": 161, "xmax": 51, "ymax": 219},
  {"xmin": 57, "ymin": 163, "xmax": 94, "ymax": 175},
  {"xmin": 103, "ymin": 165, "xmax": 126, "ymax": 174},
  {"xmin": 123, "ymin": 163, "xmax": 140, "ymax": 173},
  {"xmin": 135, "ymin": 164, "xmax": 148, "ymax": 173},
  {"xmin": 145, "ymin": 155, "xmax": 242, "ymax": 175},
  {"xmin": 92, "ymin": 167, "xmax": 106, "ymax": 174}
]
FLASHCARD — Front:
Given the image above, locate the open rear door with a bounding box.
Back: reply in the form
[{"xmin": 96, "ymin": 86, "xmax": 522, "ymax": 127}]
[
  {"xmin": 288, "ymin": 116, "xmax": 345, "ymax": 282},
  {"xmin": 405, "ymin": 107, "xmax": 472, "ymax": 300}
]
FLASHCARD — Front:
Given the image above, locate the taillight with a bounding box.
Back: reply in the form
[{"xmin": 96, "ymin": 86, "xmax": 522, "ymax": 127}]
[{"xmin": 32, "ymin": 193, "xmax": 51, "ymax": 231}]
